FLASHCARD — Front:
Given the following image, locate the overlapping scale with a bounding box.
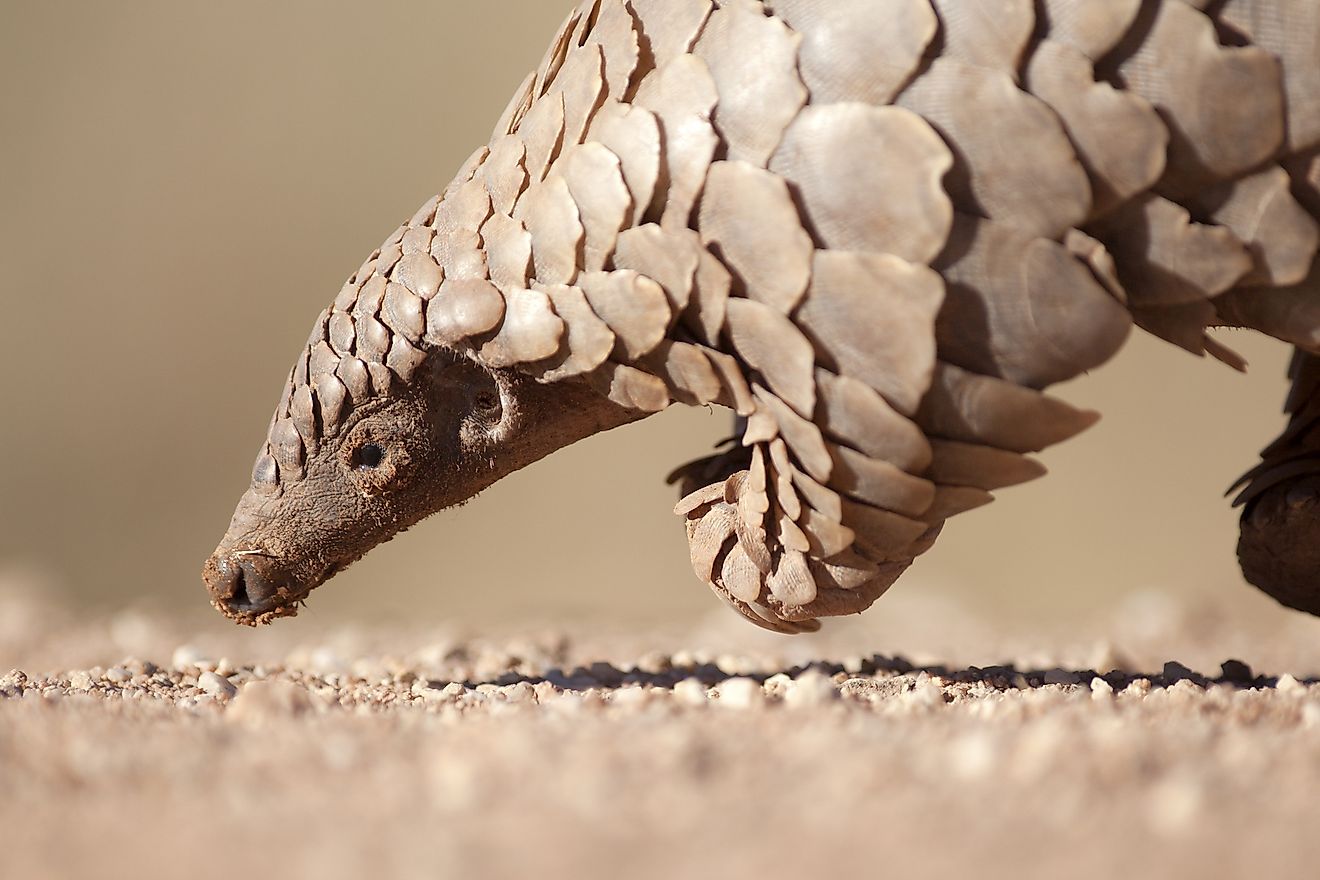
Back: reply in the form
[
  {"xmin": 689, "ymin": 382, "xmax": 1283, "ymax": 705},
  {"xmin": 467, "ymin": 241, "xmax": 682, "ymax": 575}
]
[
  {"xmin": 690, "ymin": 0, "xmax": 807, "ymax": 167},
  {"xmin": 769, "ymin": 104, "xmax": 954, "ymax": 265},
  {"xmin": 632, "ymin": 54, "xmax": 719, "ymax": 229},
  {"xmin": 764, "ymin": 0, "xmax": 936, "ymax": 105},
  {"xmin": 897, "ymin": 58, "xmax": 1092, "ymax": 239}
]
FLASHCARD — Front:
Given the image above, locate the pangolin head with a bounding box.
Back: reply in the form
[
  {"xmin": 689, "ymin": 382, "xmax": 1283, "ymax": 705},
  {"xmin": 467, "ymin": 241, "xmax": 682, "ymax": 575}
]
[
  {"xmin": 201, "ymin": 217, "xmax": 636, "ymax": 625},
  {"xmin": 202, "ymin": 339, "xmax": 497, "ymax": 625}
]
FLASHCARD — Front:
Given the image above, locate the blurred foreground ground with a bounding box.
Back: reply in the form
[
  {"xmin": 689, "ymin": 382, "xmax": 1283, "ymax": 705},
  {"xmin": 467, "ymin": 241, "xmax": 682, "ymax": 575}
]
[{"xmin": 4, "ymin": 579, "xmax": 1320, "ymax": 880}]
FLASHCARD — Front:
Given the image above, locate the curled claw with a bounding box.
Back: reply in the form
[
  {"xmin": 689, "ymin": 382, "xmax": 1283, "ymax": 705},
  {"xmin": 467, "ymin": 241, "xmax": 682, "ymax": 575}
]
[{"xmin": 677, "ymin": 468, "xmax": 912, "ymax": 633}]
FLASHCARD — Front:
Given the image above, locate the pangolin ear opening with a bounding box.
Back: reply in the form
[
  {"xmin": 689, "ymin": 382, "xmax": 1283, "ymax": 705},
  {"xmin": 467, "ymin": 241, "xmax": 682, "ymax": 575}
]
[
  {"xmin": 463, "ymin": 369, "xmax": 507, "ymax": 438},
  {"xmin": 420, "ymin": 350, "xmax": 511, "ymax": 444}
]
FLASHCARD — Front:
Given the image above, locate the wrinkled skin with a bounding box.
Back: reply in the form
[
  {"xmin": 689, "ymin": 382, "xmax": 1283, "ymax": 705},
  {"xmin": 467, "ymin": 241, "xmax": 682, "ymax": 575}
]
[{"xmin": 202, "ymin": 351, "xmax": 638, "ymax": 624}]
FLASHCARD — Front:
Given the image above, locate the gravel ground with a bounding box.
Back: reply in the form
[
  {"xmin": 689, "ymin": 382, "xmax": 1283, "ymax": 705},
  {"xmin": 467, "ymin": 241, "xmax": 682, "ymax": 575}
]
[{"xmin": 4, "ymin": 584, "xmax": 1320, "ymax": 880}]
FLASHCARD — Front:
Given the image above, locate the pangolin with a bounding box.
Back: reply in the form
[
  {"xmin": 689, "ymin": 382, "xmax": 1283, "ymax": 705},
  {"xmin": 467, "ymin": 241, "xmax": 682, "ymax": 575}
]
[{"xmin": 202, "ymin": 0, "xmax": 1320, "ymax": 633}]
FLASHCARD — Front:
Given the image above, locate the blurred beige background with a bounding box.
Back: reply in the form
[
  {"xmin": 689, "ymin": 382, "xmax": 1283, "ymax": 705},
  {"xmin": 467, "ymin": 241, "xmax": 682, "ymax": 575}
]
[{"xmin": 0, "ymin": 1, "xmax": 1306, "ymax": 635}]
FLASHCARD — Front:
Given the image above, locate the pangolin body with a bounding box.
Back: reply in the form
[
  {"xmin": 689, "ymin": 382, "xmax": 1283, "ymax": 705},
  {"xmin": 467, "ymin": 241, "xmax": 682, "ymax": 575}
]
[{"xmin": 204, "ymin": 0, "xmax": 1320, "ymax": 632}]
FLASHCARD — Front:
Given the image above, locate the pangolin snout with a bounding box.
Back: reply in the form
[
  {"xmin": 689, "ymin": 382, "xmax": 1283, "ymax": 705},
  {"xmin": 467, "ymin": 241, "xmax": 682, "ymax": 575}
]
[{"xmin": 203, "ymin": 551, "xmax": 297, "ymax": 623}]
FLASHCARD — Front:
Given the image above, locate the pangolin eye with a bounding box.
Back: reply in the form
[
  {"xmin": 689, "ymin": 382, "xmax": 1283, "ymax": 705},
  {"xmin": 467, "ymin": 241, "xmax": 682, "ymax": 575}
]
[
  {"xmin": 354, "ymin": 443, "xmax": 385, "ymax": 470},
  {"xmin": 474, "ymin": 390, "xmax": 500, "ymax": 412}
]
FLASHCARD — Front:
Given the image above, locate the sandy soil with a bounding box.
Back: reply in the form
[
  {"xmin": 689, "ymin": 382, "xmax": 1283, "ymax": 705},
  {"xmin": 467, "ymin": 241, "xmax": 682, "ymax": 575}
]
[{"xmin": 3, "ymin": 585, "xmax": 1320, "ymax": 880}]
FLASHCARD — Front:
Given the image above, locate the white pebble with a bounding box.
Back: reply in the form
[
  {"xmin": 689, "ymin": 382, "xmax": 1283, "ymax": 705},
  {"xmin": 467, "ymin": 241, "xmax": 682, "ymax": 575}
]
[
  {"xmin": 671, "ymin": 650, "xmax": 698, "ymax": 668},
  {"xmin": 785, "ymin": 671, "xmax": 837, "ymax": 708},
  {"xmin": 68, "ymin": 671, "xmax": 93, "ymax": 691},
  {"xmin": 503, "ymin": 682, "xmax": 536, "ymax": 704},
  {"xmin": 635, "ymin": 652, "xmax": 670, "ymax": 675},
  {"xmin": 104, "ymin": 667, "xmax": 131, "ymax": 684},
  {"xmin": 715, "ymin": 677, "xmax": 762, "ymax": 709},
  {"xmin": 762, "ymin": 673, "xmax": 793, "ymax": 699},
  {"xmin": 1090, "ymin": 677, "xmax": 1114, "ymax": 699},
  {"xmin": 716, "ymin": 654, "xmax": 756, "ymax": 676},
  {"xmin": 611, "ymin": 686, "xmax": 650, "ymax": 709},
  {"xmin": 198, "ymin": 671, "xmax": 237, "ymax": 699},
  {"xmin": 1167, "ymin": 679, "xmax": 1203, "ymax": 704},
  {"xmin": 1277, "ymin": 673, "xmax": 1306, "ymax": 695},
  {"xmin": 672, "ymin": 678, "xmax": 710, "ymax": 707},
  {"xmin": 902, "ymin": 677, "xmax": 946, "ymax": 709},
  {"xmin": 171, "ymin": 645, "xmax": 210, "ymax": 670}
]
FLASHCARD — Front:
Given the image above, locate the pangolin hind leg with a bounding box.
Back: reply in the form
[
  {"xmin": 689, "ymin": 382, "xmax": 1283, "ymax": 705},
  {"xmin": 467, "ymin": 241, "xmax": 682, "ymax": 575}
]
[{"xmin": 1236, "ymin": 349, "xmax": 1320, "ymax": 615}]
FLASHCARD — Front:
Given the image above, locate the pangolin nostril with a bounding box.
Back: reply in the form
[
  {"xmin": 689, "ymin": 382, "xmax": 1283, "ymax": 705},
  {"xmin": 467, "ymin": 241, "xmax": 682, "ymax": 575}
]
[
  {"xmin": 231, "ymin": 557, "xmax": 282, "ymax": 609},
  {"xmin": 204, "ymin": 554, "xmax": 243, "ymax": 602},
  {"xmin": 228, "ymin": 563, "xmax": 251, "ymax": 608}
]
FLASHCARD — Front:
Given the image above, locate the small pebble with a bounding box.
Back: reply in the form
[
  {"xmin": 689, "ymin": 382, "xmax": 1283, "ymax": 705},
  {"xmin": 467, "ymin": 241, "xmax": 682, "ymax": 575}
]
[
  {"xmin": 716, "ymin": 654, "xmax": 757, "ymax": 676},
  {"xmin": 611, "ymin": 686, "xmax": 650, "ymax": 709},
  {"xmin": 68, "ymin": 671, "xmax": 93, "ymax": 691},
  {"xmin": 715, "ymin": 677, "xmax": 762, "ymax": 709},
  {"xmin": 785, "ymin": 671, "xmax": 836, "ymax": 708},
  {"xmin": 1162, "ymin": 661, "xmax": 1197, "ymax": 683},
  {"xmin": 171, "ymin": 645, "xmax": 210, "ymax": 670},
  {"xmin": 672, "ymin": 678, "xmax": 709, "ymax": 707},
  {"xmin": 902, "ymin": 677, "xmax": 947, "ymax": 709},
  {"xmin": 503, "ymin": 682, "xmax": 536, "ymax": 704},
  {"xmin": 1276, "ymin": 673, "xmax": 1306, "ymax": 695},
  {"xmin": 198, "ymin": 671, "xmax": 237, "ymax": 699},
  {"xmin": 1167, "ymin": 679, "xmax": 1204, "ymax": 703},
  {"xmin": 762, "ymin": 673, "xmax": 793, "ymax": 699},
  {"xmin": 105, "ymin": 667, "xmax": 131, "ymax": 684},
  {"xmin": 1090, "ymin": 677, "xmax": 1114, "ymax": 699},
  {"xmin": 634, "ymin": 652, "xmax": 670, "ymax": 675},
  {"xmin": 671, "ymin": 650, "xmax": 698, "ymax": 669},
  {"xmin": 1219, "ymin": 659, "xmax": 1253, "ymax": 683}
]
